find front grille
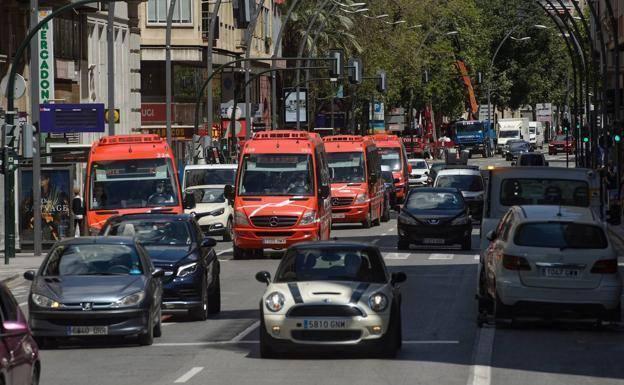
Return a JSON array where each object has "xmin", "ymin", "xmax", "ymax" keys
[
  {"xmin": 331, "ymin": 197, "xmax": 353, "ymax": 207},
  {"xmin": 331, "ymin": 208, "xmax": 350, "ymax": 213},
  {"xmin": 291, "ymin": 330, "xmax": 362, "ymax": 342},
  {"xmin": 287, "ymin": 305, "xmax": 365, "ymax": 318},
  {"xmin": 256, "ymin": 231, "xmax": 294, "ymax": 237},
  {"xmin": 251, "ymin": 216, "xmax": 298, "ymax": 228},
  {"xmin": 47, "ymin": 316, "xmax": 132, "ymax": 327},
  {"xmin": 163, "ymin": 289, "xmax": 200, "ymax": 301}
]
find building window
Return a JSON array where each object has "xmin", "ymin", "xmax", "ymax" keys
[{"xmin": 147, "ymin": 0, "xmax": 192, "ymax": 24}]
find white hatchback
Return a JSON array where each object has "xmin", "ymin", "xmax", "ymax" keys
[
  {"xmin": 407, "ymin": 159, "xmax": 430, "ymax": 187},
  {"xmin": 185, "ymin": 185, "xmax": 233, "ymax": 241},
  {"xmin": 478, "ymin": 205, "xmax": 622, "ymax": 324}
]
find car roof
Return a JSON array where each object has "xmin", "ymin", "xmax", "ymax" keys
[
  {"xmin": 55, "ymin": 236, "xmax": 137, "ymax": 246},
  {"xmin": 184, "ymin": 164, "xmax": 237, "ymax": 170},
  {"xmin": 409, "ymin": 187, "xmax": 460, "ymax": 194},
  {"xmin": 107, "ymin": 213, "xmax": 194, "ymax": 222},
  {"xmin": 289, "ymin": 240, "xmax": 380, "ymax": 251},
  {"xmin": 437, "ymin": 168, "xmax": 481, "ymax": 176},
  {"xmin": 514, "ymin": 205, "xmax": 597, "ymax": 222}
]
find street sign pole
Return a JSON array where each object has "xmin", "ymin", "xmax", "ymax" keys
[
  {"xmin": 30, "ymin": 0, "xmax": 42, "ymax": 256},
  {"xmin": 165, "ymin": 0, "xmax": 176, "ymax": 147},
  {"xmin": 107, "ymin": 3, "xmax": 115, "ymax": 136}
]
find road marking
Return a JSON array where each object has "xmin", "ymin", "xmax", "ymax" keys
[
  {"xmin": 230, "ymin": 320, "xmax": 260, "ymax": 343},
  {"xmin": 174, "ymin": 367, "xmax": 204, "ymax": 383},
  {"xmin": 429, "ymin": 253, "xmax": 454, "ymax": 260},
  {"xmin": 155, "ymin": 339, "xmax": 458, "ymax": 347},
  {"xmin": 474, "ymin": 255, "xmax": 480, "ymax": 260},
  {"xmin": 162, "ymin": 322, "xmax": 177, "ymax": 327},
  {"xmin": 384, "ymin": 252, "xmax": 409, "ymax": 260},
  {"xmin": 217, "ymin": 248, "xmax": 233, "ymax": 256},
  {"xmin": 18, "ymin": 302, "xmax": 27, "ymax": 307},
  {"xmin": 466, "ymin": 327, "xmax": 495, "ymax": 385}
]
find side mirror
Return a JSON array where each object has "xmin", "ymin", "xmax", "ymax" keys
[
  {"xmin": 255, "ymin": 271, "xmax": 271, "ymax": 285},
  {"xmin": 152, "ymin": 268, "xmax": 165, "ymax": 279},
  {"xmin": 485, "ymin": 230, "xmax": 497, "ymax": 241},
  {"xmin": 183, "ymin": 192, "xmax": 196, "ymax": 210},
  {"xmin": 201, "ymin": 237, "xmax": 217, "ymax": 248},
  {"xmin": 2, "ymin": 321, "xmax": 29, "ymax": 336},
  {"xmin": 23, "ymin": 270, "xmax": 35, "ymax": 281},
  {"xmin": 391, "ymin": 272, "xmax": 407, "ymax": 285},
  {"xmin": 224, "ymin": 184, "xmax": 235, "ymax": 201},
  {"xmin": 319, "ymin": 185, "xmax": 331, "ymax": 199}
]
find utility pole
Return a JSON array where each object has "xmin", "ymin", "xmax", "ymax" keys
[
  {"xmin": 244, "ymin": 0, "xmax": 267, "ymax": 141},
  {"xmin": 30, "ymin": 0, "xmax": 42, "ymax": 256},
  {"xmin": 165, "ymin": 0, "xmax": 177, "ymax": 146},
  {"xmin": 205, "ymin": 0, "xmax": 222, "ymax": 163},
  {"xmin": 107, "ymin": 2, "xmax": 115, "ymax": 135}
]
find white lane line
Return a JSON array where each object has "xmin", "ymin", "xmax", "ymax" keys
[
  {"xmin": 466, "ymin": 327, "xmax": 495, "ymax": 385},
  {"xmin": 217, "ymin": 248, "xmax": 233, "ymax": 256},
  {"xmin": 230, "ymin": 320, "xmax": 260, "ymax": 343},
  {"xmin": 162, "ymin": 322, "xmax": 178, "ymax": 327},
  {"xmin": 174, "ymin": 367, "xmax": 204, "ymax": 383},
  {"xmin": 18, "ymin": 302, "xmax": 27, "ymax": 307},
  {"xmin": 155, "ymin": 340, "xmax": 459, "ymax": 347},
  {"xmin": 429, "ymin": 253, "xmax": 454, "ymax": 260},
  {"xmin": 384, "ymin": 252, "xmax": 410, "ymax": 260}
]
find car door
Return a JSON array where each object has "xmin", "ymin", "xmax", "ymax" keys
[
  {"xmin": 193, "ymin": 220, "xmax": 216, "ymax": 287},
  {"xmin": 485, "ymin": 212, "xmax": 514, "ymax": 296},
  {"xmin": 0, "ymin": 285, "xmax": 33, "ymax": 385},
  {"xmin": 137, "ymin": 243, "xmax": 162, "ymax": 319}
]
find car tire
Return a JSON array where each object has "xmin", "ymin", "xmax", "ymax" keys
[
  {"xmin": 223, "ymin": 218, "xmax": 233, "ymax": 242},
  {"xmin": 397, "ymin": 237, "xmax": 410, "ymax": 251},
  {"xmin": 461, "ymin": 235, "xmax": 471, "ymax": 251},
  {"xmin": 208, "ymin": 272, "xmax": 221, "ymax": 314},
  {"xmin": 362, "ymin": 210, "xmax": 372, "ymax": 229},
  {"xmin": 138, "ymin": 317, "xmax": 154, "ymax": 346},
  {"xmin": 493, "ymin": 291, "xmax": 513, "ymax": 326},
  {"xmin": 381, "ymin": 200, "xmax": 390, "ymax": 222},
  {"xmin": 31, "ymin": 363, "xmax": 40, "ymax": 385},
  {"xmin": 153, "ymin": 308, "xmax": 163, "ymax": 338},
  {"xmin": 377, "ymin": 304, "xmax": 401, "ymax": 358},
  {"xmin": 259, "ymin": 311, "xmax": 279, "ymax": 358},
  {"xmin": 190, "ymin": 276, "xmax": 209, "ymax": 321}
]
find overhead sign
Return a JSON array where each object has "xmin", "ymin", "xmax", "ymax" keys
[
  {"xmin": 105, "ymin": 109, "xmax": 120, "ymax": 124},
  {"xmin": 38, "ymin": 8, "xmax": 55, "ymax": 103},
  {"xmin": 39, "ymin": 103, "xmax": 105, "ymax": 133},
  {"xmin": 478, "ymin": 105, "xmax": 494, "ymax": 122},
  {"xmin": 284, "ymin": 88, "xmax": 308, "ymax": 124}
]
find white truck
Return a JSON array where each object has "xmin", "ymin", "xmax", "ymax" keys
[
  {"xmin": 528, "ymin": 121, "xmax": 545, "ymax": 149},
  {"xmin": 496, "ymin": 118, "xmax": 529, "ymax": 154}
]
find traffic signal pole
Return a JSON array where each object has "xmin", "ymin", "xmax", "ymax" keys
[{"xmin": 30, "ymin": 0, "xmax": 42, "ymax": 256}]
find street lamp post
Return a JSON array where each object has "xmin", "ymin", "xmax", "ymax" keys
[
  {"xmin": 165, "ymin": 0, "xmax": 176, "ymax": 146},
  {"xmin": 204, "ymin": 0, "xmax": 223, "ymax": 163},
  {"xmin": 244, "ymin": 0, "xmax": 267, "ymax": 141}
]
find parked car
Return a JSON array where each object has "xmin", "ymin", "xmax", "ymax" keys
[
  {"xmin": 548, "ymin": 134, "xmax": 575, "ymax": 155},
  {"xmin": 255, "ymin": 241, "xmax": 406, "ymax": 358},
  {"xmin": 407, "ymin": 158, "xmax": 430, "ymax": 187},
  {"xmin": 100, "ymin": 214, "xmax": 220, "ymax": 320},
  {"xmin": 433, "ymin": 168, "xmax": 484, "ymax": 221},
  {"xmin": 25, "ymin": 237, "xmax": 164, "ymax": 347},
  {"xmin": 513, "ymin": 153, "xmax": 548, "ymax": 167},
  {"xmin": 397, "ymin": 188, "xmax": 472, "ymax": 250},
  {"xmin": 504, "ymin": 140, "xmax": 532, "ymax": 161},
  {"xmin": 478, "ymin": 205, "xmax": 621, "ymax": 325},
  {"xmin": 0, "ymin": 282, "xmax": 40, "ymax": 384},
  {"xmin": 185, "ymin": 185, "xmax": 234, "ymax": 241}
]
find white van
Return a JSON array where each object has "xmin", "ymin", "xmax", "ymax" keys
[
  {"xmin": 496, "ymin": 118, "xmax": 529, "ymax": 154},
  {"xmin": 528, "ymin": 121, "xmax": 544, "ymax": 149}
]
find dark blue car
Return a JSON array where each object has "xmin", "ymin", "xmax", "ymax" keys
[{"xmin": 101, "ymin": 214, "xmax": 220, "ymax": 321}]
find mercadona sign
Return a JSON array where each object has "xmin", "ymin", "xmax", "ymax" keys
[{"xmin": 38, "ymin": 8, "xmax": 54, "ymax": 103}]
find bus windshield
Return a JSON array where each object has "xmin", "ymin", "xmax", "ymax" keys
[
  {"xmin": 327, "ymin": 152, "xmax": 365, "ymax": 183},
  {"xmin": 90, "ymin": 158, "xmax": 179, "ymax": 210},
  {"xmin": 379, "ymin": 148, "xmax": 401, "ymax": 171},
  {"xmin": 456, "ymin": 122, "xmax": 483, "ymax": 132},
  {"xmin": 238, "ymin": 154, "xmax": 314, "ymax": 196}
]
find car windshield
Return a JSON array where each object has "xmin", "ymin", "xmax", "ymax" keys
[
  {"xmin": 554, "ymin": 135, "xmax": 571, "ymax": 141},
  {"xmin": 500, "ymin": 179, "xmax": 590, "ymax": 206},
  {"xmin": 406, "ymin": 192, "xmax": 464, "ymax": 210},
  {"xmin": 275, "ymin": 248, "xmax": 386, "ymax": 283},
  {"xmin": 187, "ymin": 188, "xmax": 225, "ymax": 204},
  {"xmin": 184, "ymin": 168, "xmax": 236, "ymax": 187},
  {"xmin": 435, "ymin": 175, "xmax": 483, "ymax": 192},
  {"xmin": 379, "ymin": 148, "xmax": 402, "ymax": 171},
  {"xmin": 509, "ymin": 142, "xmax": 529, "ymax": 150},
  {"xmin": 327, "ymin": 152, "xmax": 365, "ymax": 183},
  {"xmin": 42, "ymin": 244, "xmax": 143, "ymax": 276},
  {"xmin": 529, "ymin": 127, "xmax": 536, "ymax": 134},
  {"xmin": 514, "ymin": 222, "xmax": 608, "ymax": 249},
  {"xmin": 519, "ymin": 155, "xmax": 545, "ymax": 166},
  {"xmin": 90, "ymin": 159, "xmax": 179, "ymax": 210},
  {"xmin": 499, "ymin": 130, "xmax": 519, "ymax": 138},
  {"xmin": 103, "ymin": 220, "xmax": 191, "ymax": 246},
  {"xmin": 238, "ymin": 154, "xmax": 314, "ymax": 196},
  {"xmin": 455, "ymin": 122, "xmax": 483, "ymax": 132},
  {"xmin": 409, "ymin": 160, "xmax": 427, "ymax": 169}
]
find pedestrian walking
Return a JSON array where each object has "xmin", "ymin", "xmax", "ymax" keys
[{"xmin": 71, "ymin": 187, "xmax": 84, "ymax": 237}]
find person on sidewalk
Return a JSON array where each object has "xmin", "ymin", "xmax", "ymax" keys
[{"xmin": 71, "ymin": 188, "xmax": 84, "ymax": 237}]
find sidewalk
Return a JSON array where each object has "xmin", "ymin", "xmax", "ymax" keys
[{"xmin": 0, "ymin": 253, "xmax": 45, "ymax": 284}]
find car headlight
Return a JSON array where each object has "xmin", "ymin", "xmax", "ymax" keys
[
  {"xmin": 234, "ymin": 210, "xmax": 250, "ymax": 226},
  {"xmin": 451, "ymin": 215, "xmax": 471, "ymax": 225},
  {"xmin": 31, "ymin": 293, "xmax": 61, "ymax": 309},
  {"xmin": 209, "ymin": 208, "xmax": 225, "ymax": 216},
  {"xmin": 176, "ymin": 262, "xmax": 198, "ymax": 277},
  {"xmin": 299, "ymin": 210, "xmax": 317, "ymax": 225},
  {"xmin": 112, "ymin": 291, "xmax": 145, "ymax": 308},
  {"xmin": 398, "ymin": 212, "xmax": 418, "ymax": 225},
  {"xmin": 354, "ymin": 193, "xmax": 368, "ymax": 204},
  {"xmin": 368, "ymin": 293, "xmax": 389, "ymax": 312},
  {"xmin": 265, "ymin": 291, "xmax": 285, "ymax": 312}
]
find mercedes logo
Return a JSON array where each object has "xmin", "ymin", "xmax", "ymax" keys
[
  {"xmin": 269, "ymin": 216, "xmax": 279, "ymax": 227},
  {"xmin": 331, "ymin": 198, "xmax": 340, "ymax": 206},
  {"xmin": 81, "ymin": 302, "xmax": 93, "ymax": 311},
  {"xmin": 427, "ymin": 219, "xmax": 440, "ymax": 225}
]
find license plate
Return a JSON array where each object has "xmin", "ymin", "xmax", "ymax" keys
[
  {"xmin": 67, "ymin": 326, "xmax": 108, "ymax": 336},
  {"xmin": 332, "ymin": 213, "xmax": 346, "ymax": 219},
  {"xmin": 423, "ymin": 238, "xmax": 445, "ymax": 244},
  {"xmin": 262, "ymin": 238, "xmax": 286, "ymax": 245},
  {"xmin": 541, "ymin": 268, "xmax": 580, "ymax": 278},
  {"xmin": 303, "ymin": 320, "xmax": 347, "ymax": 329}
]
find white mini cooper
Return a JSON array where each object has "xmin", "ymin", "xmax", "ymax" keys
[{"xmin": 255, "ymin": 241, "xmax": 406, "ymax": 358}]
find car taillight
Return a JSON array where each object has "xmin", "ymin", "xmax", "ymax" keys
[
  {"xmin": 590, "ymin": 259, "xmax": 618, "ymax": 274},
  {"xmin": 502, "ymin": 254, "xmax": 531, "ymax": 271}
]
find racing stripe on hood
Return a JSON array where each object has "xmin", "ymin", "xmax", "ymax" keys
[
  {"xmin": 288, "ymin": 283, "xmax": 304, "ymax": 304},
  {"xmin": 349, "ymin": 283, "xmax": 370, "ymax": 304}
]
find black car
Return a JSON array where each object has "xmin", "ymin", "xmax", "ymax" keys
[
  {"xmin": 504, "ymin": 140, "xmax": 532, "ymax": 161},
  {"xmin": 24, "ymin": 237, "xmax": 163, "ymax": 347},
  {"xmin": 101, "ymin": 214, "xmax": 220, "ymax": 321},
  {"xmin": 397, "ymin": 188, "xmax": 472, "ymax": 250},
  {"xmin": 382, "ymin": 170, "xmax": 398, "ymax": 213},
  {"xmin": 513, "ymin": 152, "xmax": 548, "ymax": 166}
]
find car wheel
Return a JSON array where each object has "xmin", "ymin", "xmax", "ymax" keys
[
  {"xmin": 377, "ymin": 304, "xmax": 401, "ymax": 358},
  {"xmin": 208, "ymin": 271, "xmax": 221, "ymax": 314},
  {"xmin": 138, "ymin": 316, "xmax": 154, "ymax": 346},
  {"xmin": 461, "ymin": 235, "xmax": 471, "ymax": 250},
  {"xmin": 153, "ymin": 308, "xmax": 163, "ymax": 338},
  {"xmin": 31, "ymin": 364, "xmax": 40, "ymax": 385},
  {"xmin": 223, "ymin": 217, "xmax": 233, "ymax": 242},
  {"xmin": 493, "ymin": 291, "xmax": 513, "ymax": 327},
  {"xmin": 397, "ymin": 236, "xmax": 410, "ymax": 251},
  {"xmin": 362, "ymin": 210, "xmax": 372, "ymax": 228},
  {"xmin": 259, "ymin": 311, "xmax": 278, "ymax": 358},
  {"xmin": 381, "ymin": 200, "xmax": 390, "ymax": 222},
  {"xmin": 190, "ymin": 277, "xmax": 209, "ymax": 321}
]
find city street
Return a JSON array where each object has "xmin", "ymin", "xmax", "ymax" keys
[{"xmin": 5, "ymin": 153, "xmax": 624, "ymax": 385}]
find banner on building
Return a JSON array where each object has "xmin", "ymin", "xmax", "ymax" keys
[
  {"xmin": 284, "ymin": 88, "xmax": 308, "ymax": 124},
  {"xmin": 39, "ymin": 8, "xmax": 55, "ymax": 103}
]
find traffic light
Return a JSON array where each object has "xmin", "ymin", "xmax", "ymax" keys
[
  {"xmin": 4, "ymin": 124, "xmax": 17, "ymax": 149},
  {"xmin": 376, "ymin": 70, "xmax": 387, "ymax": 94},
  {"xmin": 328, "ymin": 50, "xmax": 344, "ymax": 78},
  {"xmin": 615, "ymin": 134, "xmax": 622, "ymax": 143},
  {"xmin": 348, "ymin": 58, "xmax": 362, "ymax": 85},
  {"xmin": 583, "ymin": 136, "xmax": 589, "ymax": 143}
]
